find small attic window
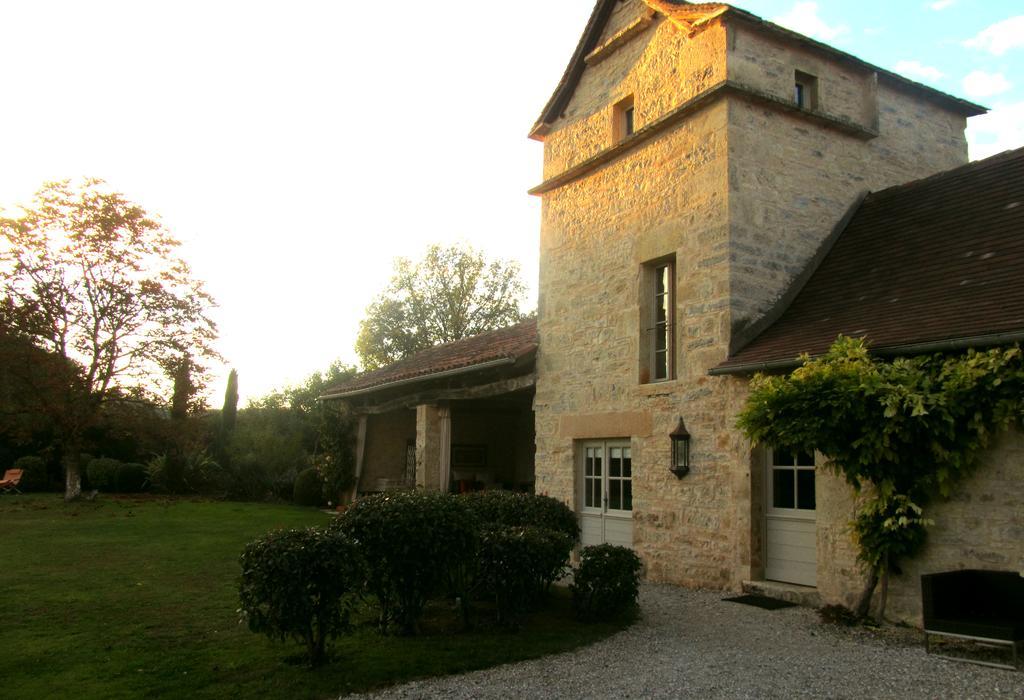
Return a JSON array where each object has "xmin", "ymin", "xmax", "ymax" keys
[
  {"xmin": 794, "ymin": 71, "xmax": 819, "ymax": 110},
  {"xmin": 613, "ymin": 95, "xmax": 635, "ymax": 143}
]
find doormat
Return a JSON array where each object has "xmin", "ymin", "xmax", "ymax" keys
[{"xmin": 722, "ymin": 594, "xmax": 798, "ymax": 610}]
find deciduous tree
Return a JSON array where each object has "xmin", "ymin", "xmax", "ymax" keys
[
  {"xmin": 0, "ymin": 178, "xmax": 218, "ymax": 500},
  {"xmin": 355, "ymin": 243, "xmax": 528, "ymax": 370}
]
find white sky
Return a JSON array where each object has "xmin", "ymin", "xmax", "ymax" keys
[{"xmin": 2, "ymin": 1, "xmax": 1021, "ymax": 404}]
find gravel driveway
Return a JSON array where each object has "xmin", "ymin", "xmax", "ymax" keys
[{"xmin": 349, "ymin": 584, "xmax": 1024, "ymax": 699}]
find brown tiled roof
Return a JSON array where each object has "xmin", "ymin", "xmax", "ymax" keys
[
  {"xmin": 321, "ymin": 319, "xmax": 538, "ymax": 398},
  {"xmin": 716, "ymin": 147, "xmax": 1024, "ymax": 372},
  {"xmin": 529, "ymin": 1, "xmax": 984, "ymax": 139}
]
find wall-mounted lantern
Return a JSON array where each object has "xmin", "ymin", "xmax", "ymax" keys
[{"xmin": 670, "ymin": 416, "xmax": 691, "ymax": 479}]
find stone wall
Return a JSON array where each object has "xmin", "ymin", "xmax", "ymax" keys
[
  {"xmin": 361, "ymin": 408, "xmax": 415, "ymax": 490},
  {"xmin": 728, "ymin": 24, "xmax": 878, "ymax": 130},
  {"xmin": 887, "ymin": 428, "xmax": 1024, "ymax": 623},
  {"xmin": 536, "ymin": 80, "xmax": 737, "ymax": 586},
  {"xmin": 543, "ymin": 7, "xmax": 727, "ymax": 180},
  {"xmin": 597, "ymin": 0, "xmax": 649, "ymax": 47},
  {"xmin": 726, "ymin": 25, "xmax": 969, "ymax": 328}
]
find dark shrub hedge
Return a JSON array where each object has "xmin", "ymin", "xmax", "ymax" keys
[
  {"xmin": 476, "ymin": 525, "xmax": 573, "ymax": 627},
  {"xmin": 571, "ymin": 544, "xmax": 642, "ymax": 622},
  {"xmin": 332, "ymin": 491, "xmax": 476, "ymax": 634},
  {"xmin": 12, "ymin": 455, "xmax": 51, "ymax": 491},
  {"xmin": 292, "ymin": 467, "xmax": 323, "ymax": 507},
  {"xmin": 460, "ymin": 491, "xmax": 580, "ymax": 543},
  {"xmin": 239, "ymin": 527, "xmax": 363, "ymax": 666},
  {"xmin": 118, "ymin": 462, "xmax": 147, "ymax": 492},
  {"xmin": 86, "ymin": 458, "xmax": 121, "ymax": 491},
  {"xmin": 86, "ymin": 457, "xmax": 147, "ymax": 493}
]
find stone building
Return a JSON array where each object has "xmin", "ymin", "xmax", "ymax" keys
[
  {"xmin": 527, "ymin": 0, "xmax": 1020, "ymax": 624},
  {"xmin": 323, "ymin": 0, "xmax": 1023, "ymax": 625}
]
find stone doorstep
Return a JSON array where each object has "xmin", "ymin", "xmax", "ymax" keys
[{"xmin": 741, "ymin": 579, "xmax": 822, "ymax": 608}]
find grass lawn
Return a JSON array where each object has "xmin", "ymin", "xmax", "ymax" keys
[{"xmin": 0, "ymin": 494, "xmax": 629, "ymax": 699}]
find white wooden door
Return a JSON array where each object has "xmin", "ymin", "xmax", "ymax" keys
[
  {"xmin": 765, "ymin": 448, "xmax": 817, "ymax": 586},
  {"xmin": 580, "ymin": 441, "xmax": 633, "ymax": 548}
]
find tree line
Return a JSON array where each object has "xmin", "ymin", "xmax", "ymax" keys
[{"xmin": 2, "ymin": 179, "xmax": 529, "ymax": 502}]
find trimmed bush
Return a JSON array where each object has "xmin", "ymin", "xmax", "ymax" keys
[
  {"xmin": 460, "ymin": 491, "xmax": 580, "ymax": 543},
  {"xmin": 86, "ymin": 457, "xmax": 147, "ymax": 493},
  {"xmin": 477, "ymin": 525, "xmax": 573, "ymax": 627},
  {"xmin": 86, "ymin": 457, "xmax": 122, "ymax": 492},
  {"xmin": 293, "ymin": 467, "xmax": 323, "ymax": 507},
  {"xmin": 332, "ymin": 491, "xmax": 476, "ymax": 634},
  {"xmin": 571, "ymin": 544, "xmax": 642, "ymax": 622},
  {"xmin": 238, "ymin": 527, "xmax": 363, "ymax": 666},
  {"xmin": 12, "ymin": 455, "xmax": 51, "ymax": 492}
]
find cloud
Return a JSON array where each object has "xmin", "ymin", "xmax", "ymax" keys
[
  {"xmin": 963, "ymin": 16, "xmax": 1024, "ymax": 55},
  {"xmin": 962, "ymin": 70, "xmax": 1012, "ymax": 98},
  {"xmin": 930, "ymin": 0, "xmax": 955, "ymax": 10},
  {"xmin": 773, "ymin": 2, "xmax": 848, "ymax": 42},
  {"xmin": 966, "ymin": 101, "xmax": 1024, "ymax": 160},
  {"xmin": 893, "ymin": 60, "xmax": 944, "ymax": 82}
]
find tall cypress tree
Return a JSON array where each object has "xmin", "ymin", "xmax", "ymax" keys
[{"xmin": 222, "ymin": 369, "xmax": 239, "ymax": 435}]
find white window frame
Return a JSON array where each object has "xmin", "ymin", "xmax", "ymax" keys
[
  {"xmin": 766, "ymin": 447, "xmax": 817, "ymax": 520},
  {"xmin": 580, "ymin": 440, "xmax": 633, "ymax": 517},
  {"xmin": 646, "ymin": 260, "xmax": 674, "ymax": 383}
]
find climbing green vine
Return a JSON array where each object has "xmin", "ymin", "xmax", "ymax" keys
[{"xmin": 737, "ymin": 336, "xmax": 1024, "ymax": 619}]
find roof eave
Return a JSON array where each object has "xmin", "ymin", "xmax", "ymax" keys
[
  {"xmin": 319, "ymin": 357, "xmax": 519, "ymax": 401},
  {"xmin": 710, "ymin": 330, "xmax": 1024, "ymax": 376}
]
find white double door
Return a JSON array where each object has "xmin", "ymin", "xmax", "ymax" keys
[
  {"xmin": 579, "ymin": 440, "xmax": 633, "ymax": 548},
  {"xmin": 765, "ymin": 448, "xmax": 817, "ymax": 586}
]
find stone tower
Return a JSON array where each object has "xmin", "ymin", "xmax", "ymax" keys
[{"xmin": 529, "ymin": 0, "xmax": 983, "ymax": 592}]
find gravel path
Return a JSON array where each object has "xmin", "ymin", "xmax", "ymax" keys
[{"xmin": 349, "ymin": 584, "xmax": 1024, "ymax": 699}]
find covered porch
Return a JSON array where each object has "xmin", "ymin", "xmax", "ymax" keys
[{"xmin": 319, "ymin": 320, "xmax": 538, "ymax": 498}]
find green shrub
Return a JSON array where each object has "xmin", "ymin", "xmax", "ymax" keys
[
  {"xmin": 571, "ymin": 544, "xmax": 642, "ymax": 622},
  {"xmin": 476, "ymin": 525, "xmax": 573, "ymax": 628},
  {"xmin": 220, "ymin": 455, "xmax": 273, "ymax": 501},
  {"xmin": 293, "ymin": 467, "xmax": 323, "ymax": 507},
  {"xmin": 118, "ymin": 462, "xmax": 147, "ymax": 492},
  {"xmin": 12, "ymin": 455, "xmax": 51, "ymax": 492},
  {"xmin": 460, "ymin": 491, "xmax": 580, "ymax": 543},
  {"xmin": 147, "ymin": 451, "xmax": 226, "ymax": 494},
  {"xmin": 238, "ymin": 527, "xmax": 363, "ymax": 666},
  {"xmin": 145, "ymin": 454, "xmax": 167, "ymax": 491},
  {"xmin": 86, "ymin": 457, "xmax": 122, "ymax": 491},
  {"xmin": 225, "ymin": 407, "xmax": 309, "ymax": 500},
  {"xmin": 86, "ymin": 458, "xmax": 147, "ymax": 493},
  {"xmin": 332, "ymin": 491, "xmax": 476, "ymax": 634}
]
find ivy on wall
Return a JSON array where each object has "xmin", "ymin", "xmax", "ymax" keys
[{"xmin": 737, "ymin": 336, "xmax": 1024, "ymax": 619}]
